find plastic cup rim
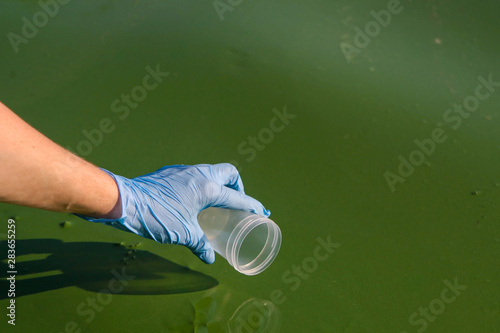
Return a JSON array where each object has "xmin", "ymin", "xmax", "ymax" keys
[{"xmin": 226, "ymin": 215, "xmax": 282, "ymax": 276}]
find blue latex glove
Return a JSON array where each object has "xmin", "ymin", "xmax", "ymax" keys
[{"xmin": 76, "ymin": 163, "xmax": 270, "ymax": 264}]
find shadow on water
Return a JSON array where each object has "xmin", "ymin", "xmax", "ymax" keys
[{"xmin": 0, "ymin": 238, "xmax": 218, "ymax": 299}]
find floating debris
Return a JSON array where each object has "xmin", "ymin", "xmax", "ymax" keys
[
  {"xmin": 113, "ymin": 242, "xmax": 125, "ymax": 247},
  {"xmin": 471, "ymin": 190, "xmax": 481, "ymax": 196},
  {"xmin": 59, "ymin": 221, "xmax": 72, "ymax": 228}
]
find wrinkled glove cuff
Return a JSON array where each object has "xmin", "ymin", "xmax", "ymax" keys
[
  {"xmin": 73, "ymin": 168, "xmax": 130, "ymax": 231},
  {"xmin": 74, "ymin": 168, "xmax": 174, "ymax": 243}
]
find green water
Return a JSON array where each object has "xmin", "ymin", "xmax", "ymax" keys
[{"xmin": 1, "ymin": 0, "xmax": 500, "ymax": 332}]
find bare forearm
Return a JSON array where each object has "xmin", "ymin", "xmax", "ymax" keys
[{"xmin": 0, "ymin": 102, "xmax": 120, "ymax": 218}]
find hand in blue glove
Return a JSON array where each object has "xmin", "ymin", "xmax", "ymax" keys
[{"xmin": 76, "ymin": 163, "xmax": 270, "ymax": 264}]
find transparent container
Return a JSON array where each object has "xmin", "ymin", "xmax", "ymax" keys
[{"xmin": 198, "ymin": 208, "xmax": 282, "ymax": 276}]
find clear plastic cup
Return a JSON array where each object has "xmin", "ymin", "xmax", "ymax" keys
[{"xmin": 198, "ymin": 207, "xmax": 282, "ymax": 276}]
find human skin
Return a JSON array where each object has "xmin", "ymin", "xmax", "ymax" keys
[{"xmin": 0, "ymin": 101, "xmax": 121, "ymax": 219}]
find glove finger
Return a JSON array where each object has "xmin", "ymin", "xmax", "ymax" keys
[
  {"xmin": 157, "ymin": 164, "xmax": 189, "ymax": 173},
  {"xmin": 190, "ymin": 232, "xmax": 216, "ymax": 264},
  {"xmin": 211, "ymin": 163, "xmax": 245, "ymax": 193},
  {"xmin": 210, "ymin": 186, "xmax": 270, "ymax": 217},
  {"xmin": 137, "ymin": 164, "xmax": 189, "ymax": 180}
]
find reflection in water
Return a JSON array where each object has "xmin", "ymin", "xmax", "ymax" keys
[
  {"xmin": 228, "ymin": 298, "xmax": 281, "ymax": 333},
  {"xmin": 185, "ymin": 284, "xmax": 281, "ymax": 333}
]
